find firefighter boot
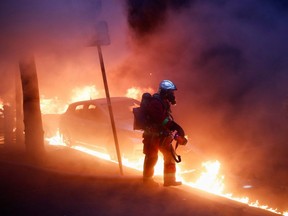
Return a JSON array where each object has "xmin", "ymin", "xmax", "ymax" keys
[
  {"xmin": 143, "ymin": 177, "xmax": 160, "ymax": 187},
  {"xmin": 163, "ymin": 173, "xmax": 182, "ymax": 187},
  {"xmin": 163, "ymin": 162, "xmax": 182, "ymax": 186}
]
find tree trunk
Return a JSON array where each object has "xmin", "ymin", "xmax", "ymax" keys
[
  {"xmin": 19, "ymin": 56, "xmax": 45, "ymax": 162},
  {"xmin": 15, "ymin": 69, "xmax": 24, "ymax": 147}
]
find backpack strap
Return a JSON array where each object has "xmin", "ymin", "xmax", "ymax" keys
[
  {"xmin": 152, "ymin": 93, "xmax": 174, "ymax": 123},
  {"xmin": 170, "ymin": 140, "xmax": 181, "ymax": 163}
]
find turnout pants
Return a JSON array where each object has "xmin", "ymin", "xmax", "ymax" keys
[{"xmin": 142, "ymin": 134, "xmax": 176, "ymax": 183}]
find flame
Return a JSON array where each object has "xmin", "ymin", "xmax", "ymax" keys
[
  {"xmin": 45, "ymin": 130, "xmax": 66, "ymax": 146},
  {"xmin": 40, "ymin": 96, "xmax": 67, "ymax": 114},
  {"xmin": 187, "ymin": 160, "xmax": 224, "ymax": 194},
  {"xmin": 40, "ymin": 85, "xmax": 105, "ymax": 114},
  {"xmin": 41, "ymin": 85, "xmax": 151, "ymax": 114},
  {"xmin": 70, "ymin": 85, "xmax": 103, "ymax": 102},
  {"xmin": 71, "ymin": 145, "xmax": 111, "ymax": 161},
  {"xmin": 0, "ymin": 99, "xmax": 10, "ymax": 110},
  {"xmin": 125, "ymin": 87, "xmax": 154, "ymax": 100},
  {"xmin": 45, "ymin": 131, "xmax": 287, "ymax": 215},
  {"xmin": 0, "ymin": 99, "xmax": 3, "ymax": 110},
  {"xmin": 41, "ymin": 86, "xmax": 287, "ymax": 215}
]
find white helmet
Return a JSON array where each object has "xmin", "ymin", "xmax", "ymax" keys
[
  {"xmin": 158, "ymin": 80, "xmax": 177, "ymax": 105},
  {"xmin": 159, "ymin": 80, "xmax": 177, "ymax": 91}
]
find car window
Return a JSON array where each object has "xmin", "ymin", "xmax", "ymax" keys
[
  {"xmin": 87, "ymin": 104, "xmax": 106, "ymax": 121},
  {"xmin": 74, "ymin": 104, "xmax": 85, "ymax": 118}
]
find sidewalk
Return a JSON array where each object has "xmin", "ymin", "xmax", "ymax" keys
[{"xmin": 0, "ymin": 145, "xmax": 279, "ymax": 216}]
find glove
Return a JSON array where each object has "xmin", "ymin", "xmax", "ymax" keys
[
  {"xmin": 170, "ymin": 121, "xmax": 185, "ymax": 137},
  {"xmin": 174, "ymin": 134, "xmax": 188, "ymax": 145}
]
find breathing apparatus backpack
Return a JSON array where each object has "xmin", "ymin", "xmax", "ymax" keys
[{"xmin": 133, "ymin": 93, "xmax": 152, "ymax": 130}]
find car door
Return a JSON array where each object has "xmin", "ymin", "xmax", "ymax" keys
[
  {"xmin": 79, "ymin": 103, "xmax": 111, "ymax": 150},
  {"xmin": 66, "ymin": 103, "xmax": 88, "ymax": 143}
]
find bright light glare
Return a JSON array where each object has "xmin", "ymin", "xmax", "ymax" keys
[{"xmin": 46, "ymin": 130, "xmax": 287, "ymax": 215}]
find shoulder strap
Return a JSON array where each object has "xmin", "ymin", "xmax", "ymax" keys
[
  {"xmin": 153, "ymin": 93, "xmax": 171, "ymax": 111},
  {"xmin": 153, "ymin": 93, "xmax": 174, "ymax": 121}
]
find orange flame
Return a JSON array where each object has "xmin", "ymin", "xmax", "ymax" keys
[
  {"xmin": 125, "ymin": 87, "xmax": 154, "ymax": 100},
  {"xmin": 188, "ymin": 160, "xmax": 224, "ymax": 194},
  {"xmin": 45, "ymin": 130, "xmax": 287, "ymax": 215},
  {"xmin": 42, "ymin": 86, "xmax": 287, "ymax": 215},
  {"xmin": 40, "ymin": 85, "xmax": 105, "ymax": 114},
  {"xmin": 0, "ymin": 99, "xmax": 3, "ymax": 110},
  {"xmin": 40, "ymin": 96, "xmax": 67, "ymax": 114},
  {"xmin": 70, "ymin": 85, "xmax": 103, "ymax": 102}
]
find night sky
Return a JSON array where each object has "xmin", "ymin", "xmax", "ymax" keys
[{"xmin": 0, "ymin": 0, "xmax": 288, "ymax": 190}]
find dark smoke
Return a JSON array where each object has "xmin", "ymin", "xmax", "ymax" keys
[
  {"xmin": 122, "ymin": 0, "xmax": 288, "ymax": 184},
  {"xmin": 126, "ymin": 0, "xmax": 192, "ymax": 37},
  {"xmin": 0, "ymin": 0, "xmax": 287, "ymax": 188}
]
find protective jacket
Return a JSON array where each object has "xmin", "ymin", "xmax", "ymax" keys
[
  {"xmin": 144, "ymin": 94, "xmax": 185, "ymax": 137},
  {"xmin": 145, "ymin": 94, "xmax": 172, "ymax": 132}
]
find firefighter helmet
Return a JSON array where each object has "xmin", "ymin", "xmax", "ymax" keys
[
  {"xmin": 159, "ymin": 80, "xmax": 177, "ymax": 91},
  {"xmin": 158, "ymin": 80, "xmax": 177, "ymax": 105}
]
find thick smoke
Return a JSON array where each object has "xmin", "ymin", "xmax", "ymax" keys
[
  {"xmin": 126, "ymin": 0, "xmax": 192, "ymax": 37},
  {"xmin": 122, "ymin": 0, "xmax": 288, "ymax": 182},
  {"xmin": 0, "ymin": 0, "xmax": 122, "ymax": 102},
  {"xmin": 0, "ymin": 0, "xmax": 287, "ymax": 186}
]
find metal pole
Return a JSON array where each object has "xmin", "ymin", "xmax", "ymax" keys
[{"xmin": 97, "ymin": 44, "xmax": 123, "ymax": 175}]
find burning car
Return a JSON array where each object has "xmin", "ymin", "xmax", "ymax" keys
[{"xmin": 59, "ymin": 97, "xmax": 143, "ymax": 160}]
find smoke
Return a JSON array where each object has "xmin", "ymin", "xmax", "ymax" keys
[
  {"xmin": 121, "ymin": 0, "xmax": 288, "ymax": 180},
  {"xmin": 1, "ymin": 0, "xmax": 288, "ymax": 183},
  {"xmin": 0, "ymin": 0, "xmax": 102, "ymax": 53},
  {"xmin": 0, "ymin": 0, "xmax": 127, "ymax": 102},
  {"xmin": 126, "ymin": 0, "xmax": 192, "ymax": 37}
]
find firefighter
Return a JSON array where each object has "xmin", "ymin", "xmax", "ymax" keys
[{"xmin": 142, "ymin": 80, "xmax": 187, "ymax": 186}]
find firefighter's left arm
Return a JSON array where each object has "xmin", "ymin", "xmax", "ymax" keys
[
  {"xmin": 170, "ymin": 121, "xmax": 188, "ymax": 145},
  {"xmin": 170, "ymin": 121, "xmax": 185, "ymax": 136}
]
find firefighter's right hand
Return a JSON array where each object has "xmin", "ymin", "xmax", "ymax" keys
[{"xmin": 175, "ymin": 135, "xmax": 188, "ymax": 145}]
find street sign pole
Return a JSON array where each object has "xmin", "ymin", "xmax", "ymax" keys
[
  {"xmin": 96, "ymin": 44, "xmax": 123, "ymax": 175},
  {"xmin": 94, "ymin": 21, "xmax": 123, "ymax": 175}
]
